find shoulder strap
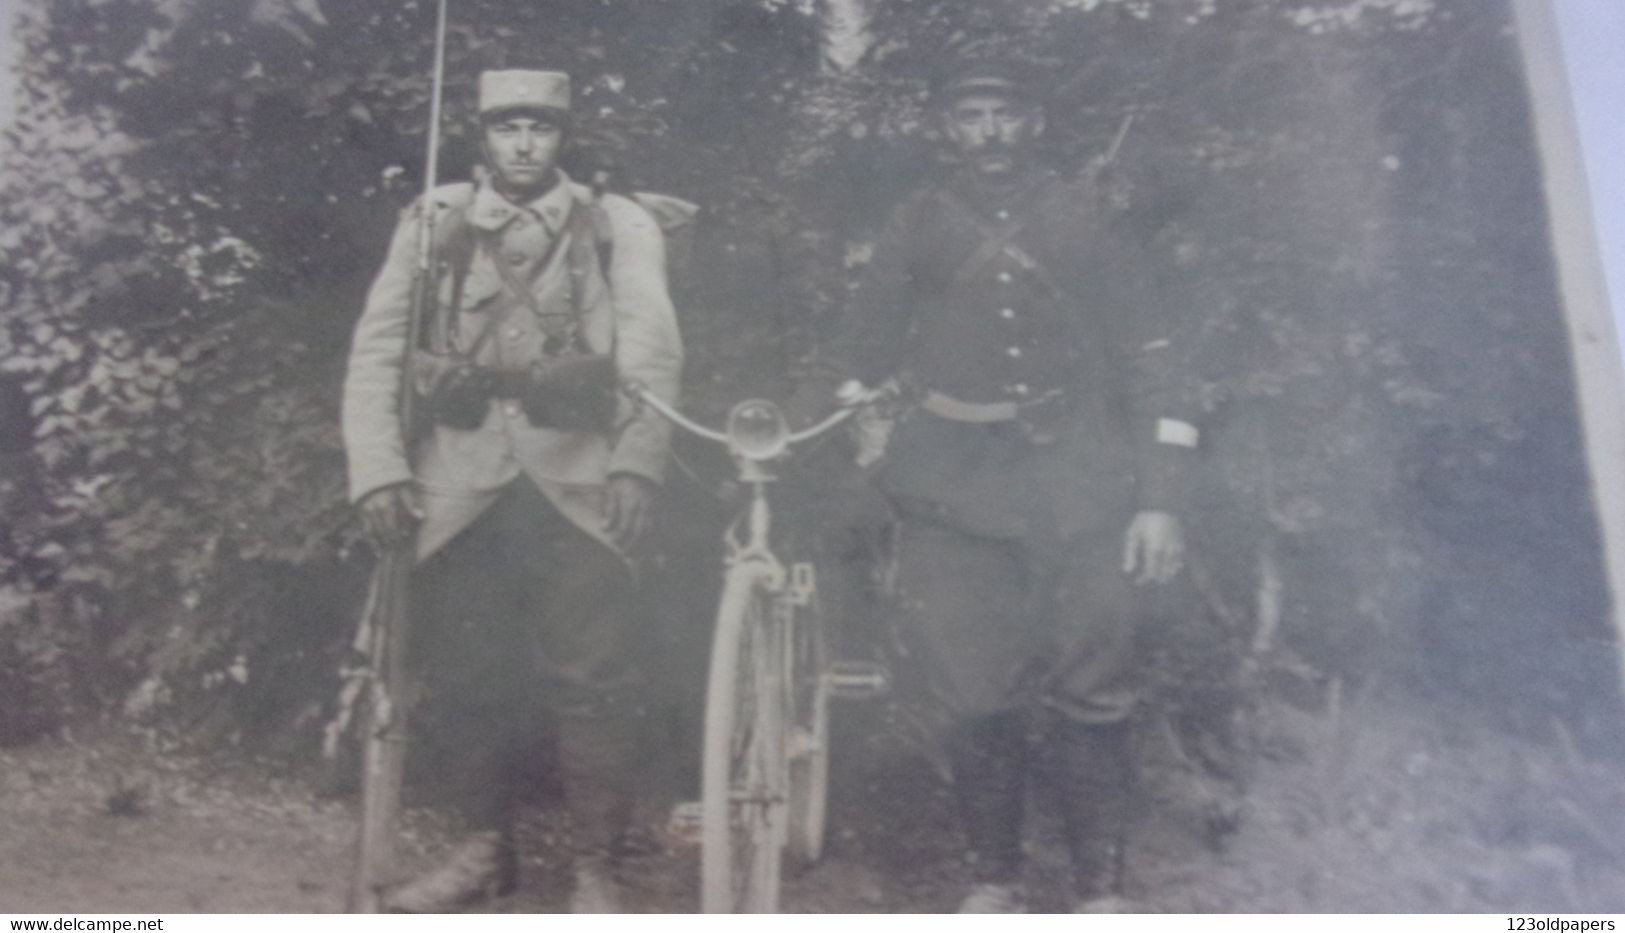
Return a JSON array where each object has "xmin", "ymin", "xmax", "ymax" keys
[
  {"xmin": 481, "ymin": 221, "xmax": 575, "ymax": 333},
  {"xmin": 934, "ymin": 185, "xmax": 1068, "ymax": 300},
  {"xmin": 588, "ymin": 199, "xmax": 616, "ymax": 280},
  {"xmin": 468, "ymin": 199, "xmax": 611, "ymax": 355}
]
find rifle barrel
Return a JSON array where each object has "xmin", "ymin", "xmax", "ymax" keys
[{"xmin": 416, "ymin": 0, "xmax": 450, "ymax": 275}]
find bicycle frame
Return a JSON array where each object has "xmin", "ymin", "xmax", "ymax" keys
[{"xmin": 624, "ymin": 382, "xmax": 863, "ymax": 912}]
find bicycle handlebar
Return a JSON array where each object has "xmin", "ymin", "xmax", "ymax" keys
[
  {"xmin": 627, "ymin": 384, "xmax": 731, "ymax": 445},
  {"xmin": 622, "ymin": 381, "xmax": 883, "ymax": 456},
  {"xmin": 787, "ymin": 406, "xmax": 855, "ymax": 445}
]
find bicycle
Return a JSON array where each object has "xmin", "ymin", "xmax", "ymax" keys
[{"xmin": 624, "ymin": 382, "xmax": 891, "ymax": 913}]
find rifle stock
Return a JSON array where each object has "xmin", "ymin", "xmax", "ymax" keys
[
  {"xmin": 348, "ymin": 543, "xmax": 414, "ymax": 912},
  {"xmin": 348, "ymin": 0, "xmax": 449, "ymax": 913}
]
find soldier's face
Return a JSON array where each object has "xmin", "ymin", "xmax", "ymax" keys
[
  {"xmin": 482, "ymin": 113, "xmax": 565, "ymax": 193},
  {"xmin": 942, "ymin": 93, "xmax": 1044, "ymax": 176}
]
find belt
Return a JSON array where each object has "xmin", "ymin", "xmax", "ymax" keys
[{"xmin": 920, "ymin": 389, "xmax": 1063, "ymax": 423}]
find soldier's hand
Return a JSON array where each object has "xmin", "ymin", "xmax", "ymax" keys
[
  {"xmin": 1122, "ymin": 510, "xmax": 1184, "ymax": 585},
  {"xmin": 358, "ymin": 483, "xmax": 424, "ymax": 549},
  {"xmin": 603, "ymin": 472, "xmax": 656, "ymax": 552},
  {"xmin": 835, "ymin": 379, "xmax": 874, "ymax": 407}
]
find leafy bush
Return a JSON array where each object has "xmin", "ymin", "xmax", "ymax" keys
[{"xmin": 0, "ymin": 0, "xmax": 1616, "ymax": 749}]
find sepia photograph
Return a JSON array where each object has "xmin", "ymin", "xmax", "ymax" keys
[{"xmin": 0, "ymin": 0, "xmax": 1622, "ymax": 915}]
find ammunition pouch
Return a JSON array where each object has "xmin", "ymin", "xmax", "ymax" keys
[
  {"xmin": 424, "ymin": 358, "xmax": 497, "ymax": 431},
  {"xmin": 408, "ymin": 351, "xmax": 468, "ymax": 436},
  {"xmin": 414, "ymin": 351, "xmax": 615, "ymax": 433},
  {"xmin": 520, "ymin": 352, "xmax": 617, "ymax": 433}
]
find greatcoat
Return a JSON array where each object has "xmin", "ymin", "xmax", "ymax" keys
[
  {"xmin": 824, "ymin": 165, "xmax": 1201, "ymax": 722},
  {"xmin": 831, "ymin": 166, "xmax": 1197, "ymax": 547},
  {"xmin": 342, "ymin": 171, "xmax": 683, "ymax": 560}
]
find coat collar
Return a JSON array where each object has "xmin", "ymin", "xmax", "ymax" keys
[
  {"xmin": 944, "ymin": 164, "xmax": 1059, "ymax": 220},
  {"xmin": 468, "ymin": 169, "xmax": 583, "ymax": 234}
]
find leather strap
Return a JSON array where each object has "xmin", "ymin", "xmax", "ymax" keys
[
  {"xmin": 480, "ymin": 215, "xmax": 577, "ymax": 341},
  {"xmin": 934, "ymin": 185, "xmax": 1072, "ymax": 302},
  {"xmin": 471, "ymin": 196, "xmax": 618, "ymax": 359}
]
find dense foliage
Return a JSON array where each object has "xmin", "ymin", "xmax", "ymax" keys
[{"xmin": 0, "ymin": 0, "xmax": 1618, "ymax": 751}]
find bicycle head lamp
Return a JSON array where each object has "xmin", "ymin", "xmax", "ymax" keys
[{"xmin": 727, "ymin": 399, "xmax": 789, "ymax": 461}]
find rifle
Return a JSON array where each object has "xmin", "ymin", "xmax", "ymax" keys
[{"xmin": 347, "ymin": 0, "xmax": 451, "ymax": 912}]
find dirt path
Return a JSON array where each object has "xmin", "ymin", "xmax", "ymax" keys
[
  {"xmin": 3, "ymin": 692, "xmax": 1623, "ymax": 914},
  {"xmin": 0, "ymin": 733, "xmax": 349, "ymax": 912}
]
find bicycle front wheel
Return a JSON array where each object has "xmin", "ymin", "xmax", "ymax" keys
[{"xmin": 700, "ymin": 562, "xmax": 788, "ymax": 913}]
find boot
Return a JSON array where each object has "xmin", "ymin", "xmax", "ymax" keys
[
  {"xmin": 1040, "ymin": 718, "xmax": 1133, "ymax": 906},
  {"xmin": 946, "ymin": 711, "xmax": 1028, "ymax": 904},
  {"xmin": 556, "ymin": 690, "xmax": 640, "ymax": 860},
  {"xmin": 569, "ymin": 856, "xmax": 626, "ymax": 913},
  {"xmin": 384, "ymin": 830, "xmax": 517, "ymax": 913}
]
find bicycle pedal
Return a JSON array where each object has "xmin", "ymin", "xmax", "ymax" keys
[{"xmin": 826, "ymin": 661, "xmax": 891, "ymax": 700}]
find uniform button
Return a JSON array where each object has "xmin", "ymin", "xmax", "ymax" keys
[
  {"xmin": 506, "ymin": 253, "xmax": 527, "ymax": 266},
  {"xmin": 998, "ymin": 307, "xmax": 1016, "ymax": 319},
  {"xmin": 506, "ymin": 327, "xmax": 524, "ymax": 339},
  {"xmin": 504, "ymin": 401, "xmax": 521, "ymax": 417},
  {"xmin": 995, "ymin": 209, "xmax": 1010, "ymax": 221},
  {"xmin": 1006, "ymin": 346, "xmax": 1022, "ymax": 358},
  {"xmin": 997, "ymin": 272, "xmax": 1013, "ymax": 283},
  {"xmin": 1011, "ymin": 383, "xmax": 1030, "ymax": 396}
]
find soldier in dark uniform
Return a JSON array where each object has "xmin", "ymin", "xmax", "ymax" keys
[{"xmin": 807, "ymin": 49, "xmax": 1200, "ymax": 911}]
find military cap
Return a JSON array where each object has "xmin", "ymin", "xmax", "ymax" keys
[
  {"xmin": 478, "ymin": 69, "xmax": 571, "ymax": 117},
  {"xmin": 932, "ymin": 40, "xmax": 1044, "ymax": 104}
]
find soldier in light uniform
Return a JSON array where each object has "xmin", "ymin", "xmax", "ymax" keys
[
  {"xmin": 808, "ymin": 49, "xmax": 1200, "ymax": 911},
  {"xmin": 342, "ymin": 68, "xmax": 683, "ymax": 912}
]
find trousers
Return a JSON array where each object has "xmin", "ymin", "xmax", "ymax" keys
[
  {"xmin": 893, "ymin": 513, "xmax": 1140, "ymax": 725},
  {"xmin": 409, "ymin": 478, "xmax": 641, "ymax": 855},
  {"xmin": 891, "ymin": 503, "xmax": 1143, "ymax": 891}
]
